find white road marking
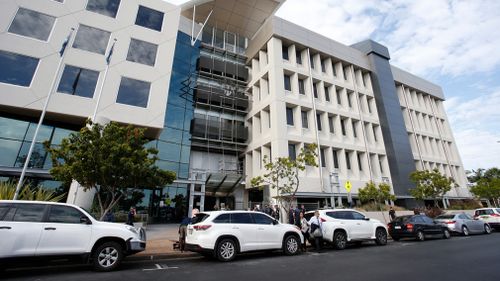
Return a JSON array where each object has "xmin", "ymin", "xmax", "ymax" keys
[{"xmin": 143, "ymin": 264, "xmax": 179, "ymax": 271}]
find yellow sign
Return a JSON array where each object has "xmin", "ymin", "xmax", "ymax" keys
[{"xmin": 345, "ymin": 181, "xmax": 352, "ymax": 192}]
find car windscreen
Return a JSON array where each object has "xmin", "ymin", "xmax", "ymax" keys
[
  {"xmin": 436, "ymin": 215, "xmax": 455, "ymax": 219},
  {"xmin": 191, "ymin": 213, "xmax": 210, "ymax": 224}
]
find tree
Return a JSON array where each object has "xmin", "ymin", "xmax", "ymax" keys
[
  {"xmin": 45, "ymin": 119, "xmax": 176, "ymax": 220},
  {"xmin": 358, "ymin": 181, "xmax": 395, "ymax": 205},
  {"xmin": 467, "ymin": 168, "xmax": 500, "ymax": 183},
  {"xmin": 250, "ymin": 144, "xmax": 318, "ymax": 222},
  {"xmin": 409, "ymin": 169, "xmax": 456, "ymax": 206},
  {"xmin": 468, "ymin": 167, "xmax": 500, "ymax": 207}
]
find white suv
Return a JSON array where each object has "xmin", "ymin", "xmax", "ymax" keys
[
  {"xmin": 185, "ymin": 211, "xmax": 303, "ymax": 261},
  {"xmin": 304, "ymin": 209, "xmax": 388, "ymax": 250},
  {"xmin": 0, "ymin": 200, "xmax": 146, "ymax": 272},
  {"xmin": 474, "ymin": 208, "xmax": 500, "ymax": 231}
]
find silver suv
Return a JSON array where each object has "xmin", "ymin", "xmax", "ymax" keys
[{"xmin": 0, "ymin": 200, "xmax": 146, "ymax": 272}]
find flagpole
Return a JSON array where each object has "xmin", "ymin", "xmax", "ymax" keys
[
  {"xmin": 91, "ymin": 38, "xmax": 116, "ymax": 122},
  {"xmin": 13, "ymin": 28, "xmax": 75, "ymax": 200}
]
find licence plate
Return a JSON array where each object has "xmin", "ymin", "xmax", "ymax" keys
[{"xmin": 394, "ymin": 226, "xmax": 401, "ymax": 229}]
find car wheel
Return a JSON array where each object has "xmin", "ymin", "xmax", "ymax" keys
[
  {"xmin": 375, "ymin": 228, "xmax": 388, "ymax": 246},
  {"xmin": 217, "ymin": 238, "xmax": 237, "ymax": 262},
  {"xmin": 461, "ymin": 226, "xmax": 469, "ymax": 236},
  {"xmin": 92, "ymin": 241, "xmax": 124, "ymax": 272},
  {"xmin": 391, "ymin": 236, "xmax": 400, "ymax": 241},
  {"xmin": 416, "ymin": 230, "xmax": 425, "ymax": 241},
  {"xmin": 333, "ymin": 231, "xmax": 347, "ymax": 250},
  {"xmin": 484, "ymin": 224, "xmax": 492, "ymax": 234},
  {"xmin": 283, "ymin": 235, "xmax": 300, "ymax": 255},
  {"xmin": 443, "ymin": 229, "xmax": 451, "ymax": 239}
]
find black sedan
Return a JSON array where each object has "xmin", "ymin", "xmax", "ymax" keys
[{"xmin": 388, "ymin": 215, "xmax": 451, "ymax": 241}]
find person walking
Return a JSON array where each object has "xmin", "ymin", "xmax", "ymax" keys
[
  {"xmin": 178, "ymin": 208, "xmax": 199, "ymax": 252},
  {"xmin": 389, "ymin": 206, "xmax": 396, "ymax": 221},
  {"xmin": 299, "ymin": 212, "xmax": 310, "ymax": 252},
  {"xmin": 308, "ymin": 210, "xmax": 323, "ymax": 252},
  {"xmin": 126, "ymin": 207, "xmax": 136, "ymax": 226}
]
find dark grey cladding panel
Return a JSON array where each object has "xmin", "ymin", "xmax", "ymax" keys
[{"xmin": 353, "ymin": 40, "xmax": 416, "ymax": 196}]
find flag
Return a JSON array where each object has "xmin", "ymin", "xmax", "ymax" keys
[
  {"xmin": 106, "ymin": 39, "xmax": 117, "ymax": 65},
  {"xmin": 59, "ymin": 28, "xmax": 74, "ymax": 57},
  {"xmin": 72, "ymin": 68, "xmax": 82, "ymax": 95}
]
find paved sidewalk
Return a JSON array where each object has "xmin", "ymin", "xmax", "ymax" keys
[{"xmin": 130, "ymin": 224, "xmax": 199, "ymax": 260}]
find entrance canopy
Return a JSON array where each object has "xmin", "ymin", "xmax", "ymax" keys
[{"xmin": 181, "ymin": 0, "xmax": 285, "ymax": 39}]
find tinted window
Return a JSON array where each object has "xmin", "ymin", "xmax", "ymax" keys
[
  {"xmin": 411, "ymin": 216, "xmax": 424, "ymax": 223},
  {"xmin": 12, "ymin": 204, "xmax": 46, "ymax": 222},
  {"xmin": 351, "ymin": 212, "xmax": 365, "ymax": 220},
  {"xmin": 47, "ymin": 205, "xmax": 85, "ymax": 224},
  {"xmin": 496, "ymin": 209, "xmax": 500, "ymax": 214},
  {"xmin": 86, "ymin": 0, "xmax": 121, "ymax": 18},
  {"xmin": 126, "ymin": 39, "xmax": 158, "ymax": 66},
  {"xmin": 393, "ymin": 216, "xmax": 411, "ymax": 223},
  {"xmin": 284, "ymin": 74, "xmax": 291, "ymax": 91},
  {"xmin": 213, "ymin": 214, "xmax": 230, "ymax": 223},
  {"xmin": 57, "ymin": 65, "xmax": 99, "ymax": 98},
  {"xmin": 9, "ymin": 8, "xmax": 55, "ymax": 41},
  {"xmin": 0, "ymin": 205, "xmax": 10, "ymax": 220},
  {"xmin": 326, "ymin": 211, "xmax": 341, "ymax": 219},
  {"xmin": 436, "ymin": 215, "xmax": 455, "ymax": 220},
  {"xmin": 252, "ymin": 213, "xmax": 274, "ymax": 225},
  {"xmin": 422, "ymin": 216, "xmax": 434, "ymax": 224},
  {"xmin": 135, "ymin": 6, "xmax": 164, "ymax": 31},
  {"xmin": 191, "ymin": 213, "xmax": 209, "ymax": 224},
  {"xmin": 116, "ymin": 77, "xmax": 150, "ymax": 108},
  {"xmin": 230, "ymin": 213, "xmax": 253, "ymax": 224},
  {"xmin": 458, "ymin": 214, "xmax": 468, "ymax": 220},
  {"xmin": 73, "ymin": 25, "xmax": 111, "ymax": 55},
  {"xmin": 0, "ymin": 50, "xmax": 39, "ymax": 87}
]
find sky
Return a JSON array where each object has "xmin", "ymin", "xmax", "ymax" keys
[{"xmin": 165, "ymin": 0, "xmax": 500, "ymax": 172}]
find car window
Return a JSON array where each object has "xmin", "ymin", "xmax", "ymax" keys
[
  {"xmin": 421, "ymin": 216, "xmax": 434, "ymax": 224},
  {"xmin": 47, "ymin": 205, "xmax": 85, "ymax": 224},
  {"xmin": 393, "ymin": 216, "xmax": 411, "ymax": 223},
  {"xmin": 496, "ymin": 209, "xmax": 500, "ymax": 214},
  {"xmin": 342, "ymin": 211, "xmax": 354, "ymax": 220},
  {"xmin": 252, "ymin": 213, "xmax": 274, "ymax": 225},
  {"xmin": 351, "ymin": 211, "xmax": 365, "ymax": 220},
  {"xmin": 326, "ymin": 211, "xmax": 341, "ymax": 219},
  {"xmin": 436, "ymin": 215, "xmax": 455, "ymax": 220},
  {"xmin": 0, "ymin": 205, "xmax": 10, "ymax": 220},
  {"xmin": 12, "ymin": 204, "xmax": 46, "ymax": 222},
  {"xmin": 464, "ymin": 214, "xmax": 473, "ymax": 220},
  {"xmin": 458, "ymin": 214, "xmax": 468, "ymax": 220},
  {"xmin": 213, "ymin": 214, "xmax": 230, "ymax": 224},
  {"xmin": 191, "ymin": 213, "xmax": 210, "ymax": 224},
  {"xmin": 230, "ymin": 213, "xmax": 254, "ymax": 224},
  {"xmin": 411, "ymin": 216, "xmax": 424, "ymax": 223}
]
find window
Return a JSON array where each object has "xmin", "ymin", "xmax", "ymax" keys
[
  {"xmin": 73, "ymin": 25, "xmax": 110, "ymax": 55},
  {"xmin": 135, "ymin": 5, "xmax": 164, "ymax": 31},
  {"xmin": 288, "ymin": 143, "xmax": 297, "ymax": 160},
  {"xmin": 86, "ymin": 0, "xmax": 121, "ymax": 18},
  {"xmin": 347, "ymin": 92, "xmax": 353, "ymax": 107},
  {"xmin": 230, "ymin": 213, "xmax": 253, "ymax": 224},
  {"xmin": 284, "ymin": 74, "xmax": 291, "ymax": 91},
  {"xmin": 343, "ymin": 67, "xmax": 349, "ymax": 80},
  {"xmin": 357, "ymin": 152, "xmax": 363, "ymax": 171},
  {"xmin": 116, "ymin": 77, "xmax": 150, "ymax": 108},
  {"xmin": 213, "ymin": 214, "xmax": 230, "ymax": 223},
  {"xmin": 422, "ymin": 216, "xmax": 434, "ymax": 224},
  {"xmin": 351, "ymin": 212, "xmax": 365, "ymax": 220},
  {"xmin": 12, "ymin": 204, "xmax": 46, "ymax": 222},
  {"xmin": 252, "ymin": 213, "xmax": 274, "ymax": 224},
  {"xmin": 298, "ymin": 79, "xmax": 305, "ymax": 95},
  {"xmin": 321, "ymin": 60, "xmax": 326, "ymax": 72},
  {"xmin": 346, "ymin": 151, "xmax": 351, "ymax": 170},
  {"xmin": 324, "ymin": 86, "xmax": 330, "ymax": 101},
  {"xmin": 57, "ymin": 65, "xmax": 99, "ymax": 98},
  {"xmin": 332, "ymin": 64, "xmax": 337, "ymax": 77},
  {"xmin": 0, "ymin": 50, "xmax": 39, "ymax": 87},
  {"xmin": 332, "ymin": 149, "xmax": 339, "ymax": 169},
  {"xmin": 367, "ymin": 97, "xmax": 373, "ymax": 113},
  {"xmin": 316, "ymin": 113, "xmax": 322, "ymax": 131},
  {"xmin": 320, "ymin": 148, "xmax": 326, "ymax": 167},
  {"xmin": 127, "ymin": 39, "xmax": 158, "ymax": 66},
  {"xmin": 353, "ymin": 121, "xmax": 358, "ymax": 138},
  {"xmin": 328, "ymin": 116, "xmax": 334, "ymax": 133},
  {"xmin": 372, "ymin": 125, "xmax": 378, "ymax": 142},
  {"xmin": 379, "ymin": 158, "xmax": 384, "ymax": 174},
  {"xmin": 301, "ymin": 111, "xmax": 308, "ymax": 129},
  {"xmin": 341, "ymin": 119, "xmax": 346, "ymax": 136},
  {"xmin": 48, "ymin": 205, "xmax": 85, "ymax": 224},
  {"xmin": 9, "ymin": 8, "xmax": 55, "ymax": 41},
  {"xmin": 313, "ymin": 83, "xmax": 318, "ymax": 98},
  {"xmin": 296, "ymin": 51, "xmax": 302, "ymax": 64},
  {"xmin": 0, "ymin": 205, "xmax": 11, "ymax": 220},
  {"xmin": 310, "ymin": 54, "xmax": 314, "ymax": 69},
  {"xmin": 282, "ymin": 45, "xmax": 289, "ymax": 60},
  {"xmin": 286, "ymin": 107, "xmax": 294, "ymax": 126},
  {"xmin": 336, "ymin": 88, "xmax": 342, "ymax": 105}
]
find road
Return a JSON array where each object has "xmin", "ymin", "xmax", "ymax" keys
[{"xmin": 4, "ymin": 233, "xmax": 500, "ymax": 281}]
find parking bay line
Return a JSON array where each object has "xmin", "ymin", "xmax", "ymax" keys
[{"xmin": 143, "ymin": 264, "xmax": 179, "ymax": 271}]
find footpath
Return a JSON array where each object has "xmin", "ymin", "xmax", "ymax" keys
[{"xmin": 129, "ymin": 224, "xmax": 200, "ymax": 261}]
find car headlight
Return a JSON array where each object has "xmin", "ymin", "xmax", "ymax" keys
[{"xmin": 126, "ymin": 226, "xmax": 138, "ymax": 234}]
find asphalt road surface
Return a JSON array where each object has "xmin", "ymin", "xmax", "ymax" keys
[{"xmin": 4, "ymin": 233, "xmax": 500, "ymax": 281}]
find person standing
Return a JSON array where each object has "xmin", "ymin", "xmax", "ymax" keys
[
  {"xmin": 289, "ymin": 206, "xmax": 296, "ymax": 225},
  {"xmin": 308, "ymin": 210, "xmax": 323, "ymax": 252},
  {"xmin": 299, "ymin": 212, "xmax": 310, "ymax": 252},
  {"xmin": 178, "ymin": 208, "xmax": 199, "ymax": 252},
  {"xmin": 389, "ymin": 206, "xmax": 396, "ymax": 221},
  {"xmin": 126, "ymin": 207, "xmax": 136, "ymax": 226},
  {"xmin": 271, "ymin": 205, "xmax": 280, "ymax": 221}
]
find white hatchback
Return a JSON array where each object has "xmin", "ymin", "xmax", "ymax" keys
[
  {"xmin": 185, "ymin": 211, "xmax": 303, "ymax": 261},
  {"xmin": 304, "ymin": 209, "xmax": 388, "ymax": 250}
]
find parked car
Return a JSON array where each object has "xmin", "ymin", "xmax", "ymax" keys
[
  {"xmin": 0, "ymin": 200, "xmax": 146, "ymax": 272},
  {"xmin": 185, "ymin": 211, "xmax": 303, "ymax": 262},
  {"xmin": 435, "ymin": 213, "xmax": 491, "ymax": 236},
  {"xmin": 304, "ymin": 209, "xmax": 388, "ymax": 250},
  {"xmin": 473, "ymin": 208, "xmax": 500, "ymax": 231},
  {"xmin": 388, "ymin": 214, "xmax": 451, "ymax": 241}
]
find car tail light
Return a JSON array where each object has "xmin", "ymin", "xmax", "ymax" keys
[
  {"xmin": 320, "ymin": 217, "xmax": 327, "ymax": 222},
  {"xmin": 446, "ymin": 220, "xmax": 456, "ymax": 224},
  {"xmin": 491, "ymin": 214, "xmax": 500, "ymax": 217},
  {"xmin": 193, "ymin": 225, "xmax": 212, "ymax": 231},
  {"xmin": 387, "ymin": 223, "xmax": 392, "ymax": 228},
  {"xmin": 406, "ymin": 223, "xmax": 414, "ymax": 231}
]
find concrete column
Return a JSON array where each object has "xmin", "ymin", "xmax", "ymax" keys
[{"xmin": 66, "ymin": 180, "xmax": 95, "ymax": 209}]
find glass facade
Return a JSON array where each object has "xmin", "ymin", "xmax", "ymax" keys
[
  {"xmin": 0, "ymin": 50, "xmax": 39, "ymax": 87},
  {"xmin": 86, "ymin": 0, "xmax": 121, "ymax": 18},
  {"xmin": 57, "ymin": 65, "xmax": 99, "ymax": 98},
  {"xmin": 8, "ymin": 8, "xmax": 55, "ymax": 41},
  {"xmin": 135, "ymin": 6, "xmax": 164, "ymax": 31}
]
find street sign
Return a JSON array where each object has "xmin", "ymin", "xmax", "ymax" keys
[{"xmin": 345, "ymin": 181, "xmax": 352, "ymax": 192}]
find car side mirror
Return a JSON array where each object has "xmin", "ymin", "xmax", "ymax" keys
[
  {"xmin": 273, "ymin": 219, "xmax": 279, "ymax": 225},
  {"xmin": 363, "ymin": 217, "xmax": 370, "ymax": 221},
  {"xmin": 81, "ymin": 216, "xmax": 92, "ymax": 224}
]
